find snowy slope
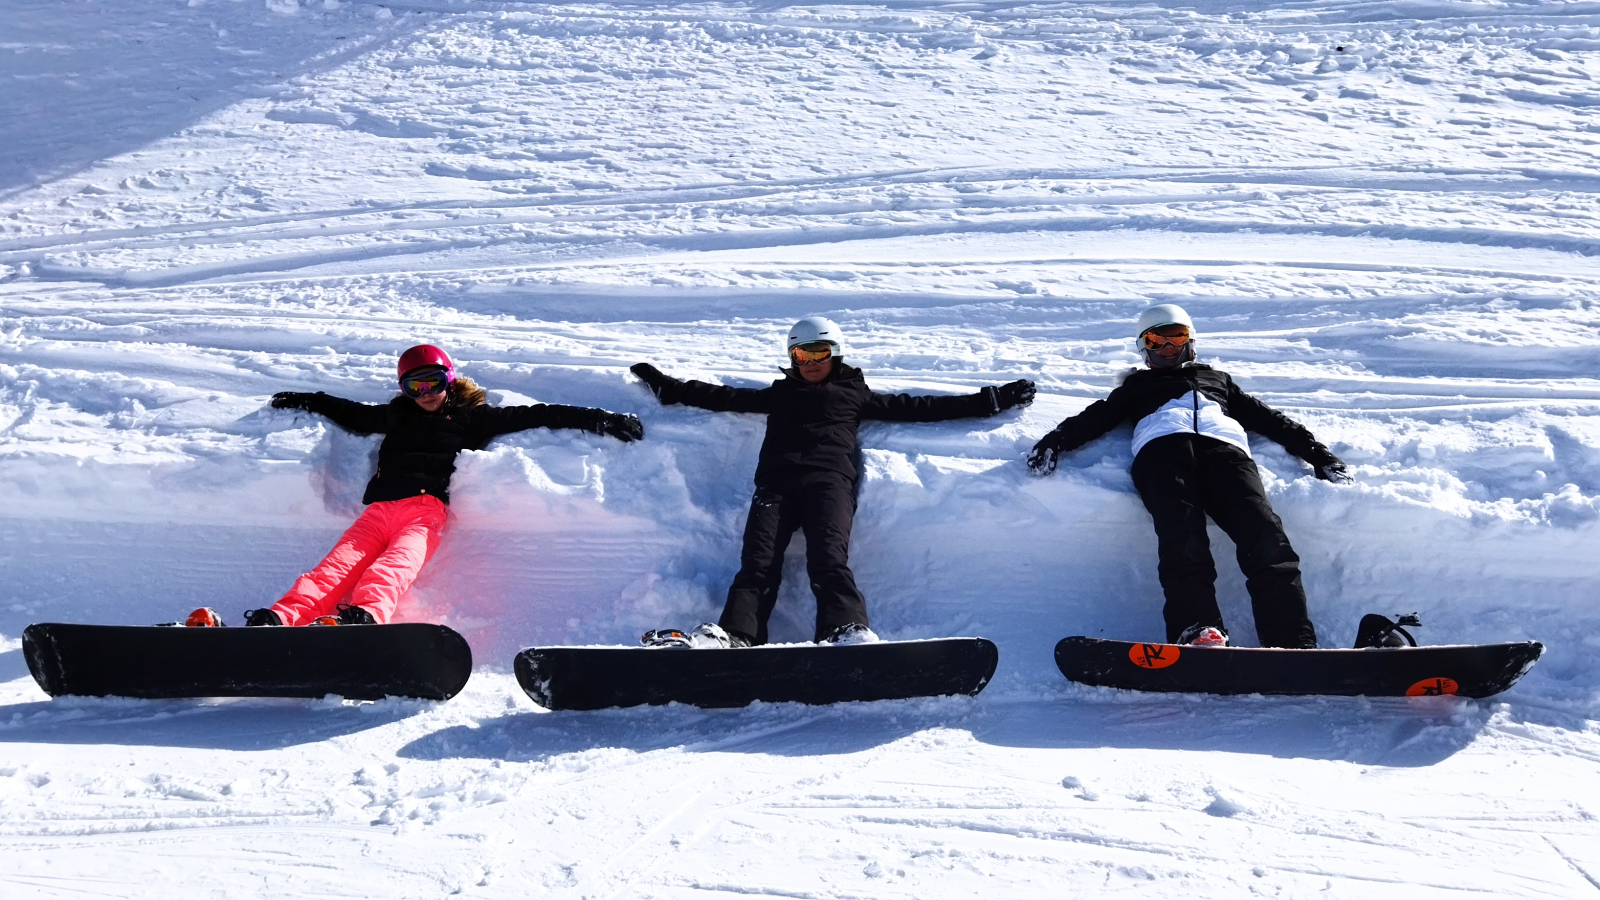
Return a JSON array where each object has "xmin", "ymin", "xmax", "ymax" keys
[{"xmin": 3, "ymin": 0, "xmax": 1600, "ymax": 896}]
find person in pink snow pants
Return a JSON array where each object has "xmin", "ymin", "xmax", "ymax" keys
[{"xmin": 184, "ymin": 344, "xmax": 643, "ymax": 628}]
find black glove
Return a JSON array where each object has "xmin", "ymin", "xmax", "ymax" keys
[
  {"xmin": 1027, "ymin": 431, "xmax": 1064, "ymax": 476},
  {"xmin": 996, "ymin": 379, "xmax": 1036, "ymax": 410},
  {"xmin": 595, "ymin": 411, "xmax": 644, "ymax": 443},
  {"xmin": 270, "ymin": 391, "xmax": 315, "ymax": 411},
  {"xmin": 629, "ymin": 363, "xmax": 680, "ymax": 403},
  {"xmin": 1314, "ymin": 460, "xmax": 1353, "ymax": 485},
  {"xmin": 1305, "ymin": 442, "xmax": 1353, "ymax": 485}
]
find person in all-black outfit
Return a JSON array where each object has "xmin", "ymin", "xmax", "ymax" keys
[
  {"xmin": 1027, "ymin": 305, "xmax": 1350, "ymax": 649},
  {"xmin": 631, "ymin": 316, "xmax": 1036, "ymax": 648}
]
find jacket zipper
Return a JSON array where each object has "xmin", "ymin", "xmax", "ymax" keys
[{"xmin": 1190, "ymin": 370, "xmax": 1199, "ymax": 434}]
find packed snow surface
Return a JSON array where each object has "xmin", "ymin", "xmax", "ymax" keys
[{"xmin": 3, "ymin": 0, "xmax": 1600, "ymax": 896}]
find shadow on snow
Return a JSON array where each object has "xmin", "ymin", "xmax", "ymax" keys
[{"xmin": 395, "ymin": 687, "xmax": 1495, "ymax": 768}]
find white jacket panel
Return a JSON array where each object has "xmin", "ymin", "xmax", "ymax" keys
[{"xmin": 1131, "ymin": 391, "xmax": 1252, "ymax": 459}]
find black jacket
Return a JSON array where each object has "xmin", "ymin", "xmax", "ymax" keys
[
  {"xmin": 1043, "ymin": 364, "xmax": 1337, "ymax": 465},
  {"xmin": 657, "ymin": 364, "xmax": 1005, "ymax": 485},
  {"xmin": 297, "ymin": 393, "xmax": 617, "ymax": 504}
]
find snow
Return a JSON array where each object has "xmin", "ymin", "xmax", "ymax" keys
[{"xmin": 3, "ymin": 0, "xmax": 1600, "ymax": 895}]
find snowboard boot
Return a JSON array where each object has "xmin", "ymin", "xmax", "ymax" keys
[
  {"xmin": 685, "ymin": 623, "xmax": 750, "ymax": 648},
  {"xmin": 1353, "ymin": 613, "xmax": 1420, "ymax": 649},
  {"xmin": 184, "ymin": 607, "xmax": 225, "ymax": 627},
  {"xmin": 1177, "ymin": 624, "xmax": 1229, "ymax": 647},
  {"xmin": 243, "ymin": 608, "xmax": 283, "ymax": 627},
  {"xmin": 821, "ymin": 623, "xmax": 881, "ymax": 645},
  {"xmin": 335, "ymin": 604, "xmax": 377, "ymax": 625}
]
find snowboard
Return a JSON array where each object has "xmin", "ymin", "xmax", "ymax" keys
[
  {"xmin": 515, "ymin": 637, "xmax": 999, "ymax": 710},
  {"xmin": 22, "ymin": 622, "xmax": 473, "ymax": 701},
  {"xmin": 1053, "ymin": 636, "xmax": 1543, "ymax": 698}
]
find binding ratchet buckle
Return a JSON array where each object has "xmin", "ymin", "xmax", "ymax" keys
[{"xmin": 1353, "ymin": 613, "xmax": 1421, "ymax": 649}]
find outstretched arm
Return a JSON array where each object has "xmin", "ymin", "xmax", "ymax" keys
[
  {"xmin": 630, "ymin": 363, "xmax": 772, "ymax": 414},
  {"xmin": 270, "ymin": 392, "xmax": 388, "ymax": 434},
  {"xmin": 474, "ymin": 403, "xmax": 643, "ymax": 443},
  {"xmin": 1225, "ymin": 381, "xmax": 1350, "ymax": 483},
  {"xmin": 863, "ymin": 379, "xmax": 1035, "ymax": 422},
  {"xmin": 1026, "ymin": 390, "xmax": 1129, "ymax": 476}
]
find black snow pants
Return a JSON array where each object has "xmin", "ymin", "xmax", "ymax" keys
[
  {"xmin": 1130, "ymin": 433, "xmax": 1318, "ymax": 649},
  {"xmin": 718, "ymin": 471, "xmax": 868, "ymax": 645}
]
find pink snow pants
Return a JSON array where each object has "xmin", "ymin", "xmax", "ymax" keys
[{"xmin": 272, "ymin": 495, "xmax": 447, "ymax": 626}]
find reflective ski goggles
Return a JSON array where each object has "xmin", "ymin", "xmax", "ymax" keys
[
  {"xmin": 400, "ymin": 368, "xmax": 452, "ymax": 398},
  {"xmin": 789, "ymin": 341, "xmax": 834, "ymax": 364},
  {"xmin": 1141, "ymin": 329, "xmax": 1192, "ymax": 351}
]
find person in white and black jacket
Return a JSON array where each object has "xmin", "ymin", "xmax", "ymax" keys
[{"xmin": 1027, "ymin": 305, "xmax": 1350, "ymax": 650}]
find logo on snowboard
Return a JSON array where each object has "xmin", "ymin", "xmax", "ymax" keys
[
  {"xmin": 1129, "ymin": 644, "xmax": 1180, "ymax": 669},
  {"xmin": 1406, "ymin": 677, "xmax": 1459, "ymax": 697}
]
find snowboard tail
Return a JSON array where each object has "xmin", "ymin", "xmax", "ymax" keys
[
  {"xmin": 23, "ymin": 623, "xmax": 473, "ymax": 701},
  {"xmin": 516, "ymin": 638, "xmax": 999, "ymax": 710},
  {"xmin": 1054, "ymin": 636, "xmax": 1543, "ymax": 698}
]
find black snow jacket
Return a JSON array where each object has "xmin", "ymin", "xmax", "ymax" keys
[
  {"xmin": 642, "ymin": 363, "xmax": 1008, "ymax": 485},
  {"xmin": 1040, "ymin": 364, "xmax": 1338, "ymax": 466},
  {"xmin": 289, "ymin": 393, "xmax": 624, "ymax": 504}
]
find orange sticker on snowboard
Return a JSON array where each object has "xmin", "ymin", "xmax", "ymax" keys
[
  {"xmin": 1406, "ymin": 677, "xmax": 1459, "ymax": 697},
  {"xmin": 1129, "ymin": 643, "xmax": 1180, "ymax": 669}
]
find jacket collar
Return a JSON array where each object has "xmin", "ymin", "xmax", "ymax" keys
[{"xmin": 781, "ymin": 361, "xmax": 862, "ymax": 385}]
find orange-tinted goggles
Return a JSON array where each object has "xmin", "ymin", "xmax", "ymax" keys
[
  {"xmin": 790, "ymin": 342, "xmax": 833, "ymax": 364},
  {"xmin": 1141, "ymin": 330, "xmax": 1192, "ymax": 351}
]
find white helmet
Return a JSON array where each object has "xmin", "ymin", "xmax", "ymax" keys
[
  {"xmin": 787, "ymin": 316, "xmax": 845, "ymax": 359},
  {"xmin": 1134, "ymin": 303, "xmax": 1195, "ymax": 344}
]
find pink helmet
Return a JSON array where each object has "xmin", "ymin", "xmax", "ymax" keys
[{"xmin": 397, "ymin": 344, "xmax": 454, "ymax": 381}]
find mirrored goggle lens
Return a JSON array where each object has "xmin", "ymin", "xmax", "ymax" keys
[
  {"xmin": 401, "ymin": 375, "xmax": 450, "ymax": 397},
  {"xmin": 790, "ymin": 342, "xmax": 833, "ymax": 363},
  {"xmin": 1141, "ymin": 330, "xmax": 1191, "ymax": 350}
]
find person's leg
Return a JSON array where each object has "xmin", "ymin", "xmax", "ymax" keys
[
  {"xmin": 798, "ymin": 475, "xmax": 869, "ymax": 642},
  {"xmin": 1196, "ymin": 439, "xmax": 1317, "ymax": 648},
  {"xmin": 718, "ymin": 485, "xmax": 801, "ymax": 645},
  {"xmin": 345, "ymin": 496, "xmax": 448, "ymax": 624},
  {"xmin": 1131, "ymin": 434, "xmax": 1226, "ymax": 643},
  {"xmin": 271, "ymin": 503, "xmax": 392, "ymax": 626}
]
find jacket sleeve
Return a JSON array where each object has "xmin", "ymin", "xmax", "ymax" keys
[
  {"xmin": 470, "ymin": 403, "xmax": 616, "ymax": 438},
  {"xmin": 1224, "ymin": 378, "xmax": 1338, "ymax": 465},
  {"xmin": 1041, "ymin": 387, "xmax": 1131, "ymax": 454},
  {"xmin": 860, "ymin": 387, "xmax": 999, "ymax": 422},
  {"xmin": 667, "ymin": 379, "xmax": 774, "ymax": 414},
  {"xmin": 301, "ymin": 393, "xmax": 389, "ymax": 435}
]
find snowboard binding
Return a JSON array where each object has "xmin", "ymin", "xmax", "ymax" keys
[
  {"xmin": 641, "ymin": 623, "xmax": 744, "ymax": 649},
  {"xmin": 1353, "ymin": 613, "xmax": 1421, "ymax": 649}
]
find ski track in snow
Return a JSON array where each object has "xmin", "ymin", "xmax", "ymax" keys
[{"xmin": 3, "ymin": 0, "xmax": 1600, "ymax": 896}]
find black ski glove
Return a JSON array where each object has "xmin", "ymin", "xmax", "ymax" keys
[
  {"xmin": 1314, "ymin": 460, "xmax": 1353, "ymax": 485},
  {"xmin": 1027, "ymin": 430, "xmax": 1065, "ymax": 476},
  {"xmin": 992, "ymin": 379, "xmax": 1037, "ymax": 411},
  {"xmin": 270, "ymin": 391, "xmax": 316, "ymax": 411},
  {"xmin": 595, "ymin": 411, "xmax": 644, "ymax": 443},
  {"xmin": 1305, "ymin": 443, "xmax": 1353, "ymax": 485},
  {"xmin": 629, "ymin": 363, "xmax": 681, "ymax": 404}
]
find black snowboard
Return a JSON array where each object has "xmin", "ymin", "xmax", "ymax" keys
[
  {"xmin": 515, "ymin": 638, "xmax": 999, "ymax": 710},
  {"xmin": 1054, "ymin": 636, "xmax": 1543, "ymax": 698},
  {"xmin": 23, "ymin": 623, "xmax": 473, "ymax": 701}
]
